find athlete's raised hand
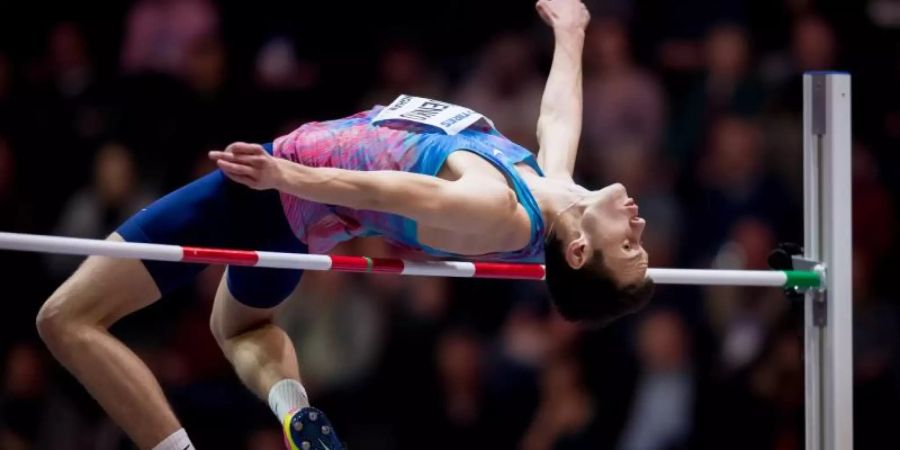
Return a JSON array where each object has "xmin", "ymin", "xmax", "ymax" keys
[
  {"xmin": 536, "ymin": 0, "xmax": 590, "ymax": 33},
  {"xmin": 209, "ymin": 142, "xmax": 284, "ymax": 190}
]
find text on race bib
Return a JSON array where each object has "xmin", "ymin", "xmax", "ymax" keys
[{"xmin": 372, "ymin": 95, "xmax": 494, "ymax": 135}]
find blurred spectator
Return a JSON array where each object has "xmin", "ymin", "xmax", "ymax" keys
[
  {"xmin": 698, "ymin": 115, "xmax": 765, "ymax": 189},
  {"xmin": 158, "ymin": 266, "xmax": 230, "ymax": 385},
  {"xmin": 184, "ymin": 34, "xmax": 226, "ymax": 96},
  {"xmin": 255, "ymin": 36, "xmax": 320, "ymax": 92},
  {"xmin": 670, "ymin": 24, "xmax": 764, "ymax": 159},
  {"xmin": 480, "ymin": 301, "xmax": 553, "ymax": 448},
  {"xmin": 700, "ymin": 328, "xmax": 805, "ymax": 450},
  {"xmin": 251, "ymin": 35, "xmax": 325, "ymax": 137},
  {"xmin": 121, "ymin": 0, "xmax": 220, "ymax": 78},
  {"xmin": 46, "ymin": 143, "xmax": 154, "ymax": 278},
  {"xmin": 637, "ymin": 189, "xmax": 683, "ymax": 270},
  {"xmin": 360, "ymin": 42, "xmax": 447, "ymax": 107},
  {"xmin": 705, "ymin": 218, "xmax": 787, "ymax": 374},
  {"xmin": 0, "ymin": 136, "xmax": 32, "ymax": 232},
  {"xmin": 853, "ymin": 248, "xmax": 900, "ymax": 450},
  {"xmin": 685, "ymin": 117, "xmax": 793, "ymax": 259},
  {"xmin": 853, "ymin": 249, "xmax": 898, "ymax": 384},
  {"xmin": 758, "ymin": 15, "xmax": 839, "ymax": 195},
  {"xmin": 761, "ymin": 15, "xmax": 838, "ymax": 104},
  {"xmin": 454, "ymin": 32, "xmax": 543, "ymax": 150},
  {"xmin": 852, "ymin": 145, "xmax": 896, "ymax": 261},
  {"xmin": 868, "ymin": 0, "xmax": 900, "ymax": 27},
  {"xmin": 0, "ymin": 52, "xmax": 11, "ymax": 138},
  {"xmin": 522, "ymin": 356, "xmax": 597, "ymax": 450},
  {"xmin": 405, "ymin": 276, "xmax": 452, "ymax": 323},
  {"xmin": 278, "ymin": 269, "xmax": 386, "ymax": 393},
  {"xmin": 46, "ymin": 22, "xmax": 109, "ymax": 149},
  {"xmin": 244, "ymin": 428, "xmax": 285, "ymax": 450},
  {"xmin": 617, "ymin": 309, "xmax": 694, "ymax": 450},
  {"xmin": 499, "ymin": 302, "xmax": 553, "ymax": 369},
  {"xmin": 791, "ymin": 15, "xmax": 838, "ymax": 73},
  {"xmin": 580, "ymin": 18, "xmax": 667, "ymax": 188},
  {"xmin": 429, "ymin": 328, "xmax": 488, "ymax": 450},
  {"xmin": 20, "ymin": 22, "xmax": 108, "ymax": 201},
  {"xmin": 0, "ymin": 343, "xmax": 47, "ymax": 448},
  {"xmin": 0, "ymin": 137, "xmax": 44, "ymax": 345},
  {"xmin": 0, "ymin": 52, "xmax": 10, "ymax": 102},
  {"xmin": 47, "ymin": 23, "xmax": 94, "ymax": 101}
]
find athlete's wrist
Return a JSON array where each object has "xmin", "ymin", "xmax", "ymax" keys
[
  {"xmin": 553, "ymin": 26, "xmax": 585, "ymax": 42},
  {"xmin": 272, "ymin": 158, "xmax": 293, "ymax": 192}
]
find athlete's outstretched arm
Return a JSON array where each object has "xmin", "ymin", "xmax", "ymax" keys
[
  {"xmin": 534, "ymin": 0, "xmax": 590, "ymax": 181},
  {"xmin": 209, "ymin": 143, "xmax": 528, "ymax": 234}
]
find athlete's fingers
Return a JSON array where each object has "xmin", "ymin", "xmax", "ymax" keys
[
  {"xmin": 216, "ymin": 159, "xmax": 257, "ymax": 177},
  {"xmin": 211, "ymin": 151, "xmax": 260, "ymax": 170},
  {"xmin": 208, "ymin": 150, "xmax": 235, "ymax": 162},
  {"xmin": 536, "ymin": 0, "xmax": 549, "ymax": 18},
  {"xmin": 212, "ymin": 151, "xmax": 266, "ymax": 169},
  {"xmin": 230, "ymin": 143, "xmax": 265, "ymax": 155},
  {"xmin": 227, "ymin": 153, "xmax": 267, "ymax": 168},
  {"xmin": 225, "ymin": 141, "xmax": 249, "ymax": 152},
  {"xmin": 536, "ymin": 1, "xmax": 557, "ymax": 23}
]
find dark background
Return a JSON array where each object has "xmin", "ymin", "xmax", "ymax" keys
[{"xmin": 1, "ymin": 0, "xmax": 898, "ymax": 449}]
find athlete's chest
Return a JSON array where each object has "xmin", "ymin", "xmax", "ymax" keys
[
  {"xmin": 436, "ymin": 150, "xmax": 537, "ymax": 183},
  {"xmin": 416, "ymin": 151, "xmax": 536, "ymax": 256}
]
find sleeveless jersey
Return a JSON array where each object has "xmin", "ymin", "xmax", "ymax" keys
[{"xmin": 273, "ymin": 103, "xmax": 545, "ymax": 262}]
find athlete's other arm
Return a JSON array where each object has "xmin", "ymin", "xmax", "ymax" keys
[
  {"xmin": 534, "ymin": 0, "xmax": 590, "ymax": 182},
  {"xmin": 209, "ymin": 144, "xmax": 526, "ymax": 234}
]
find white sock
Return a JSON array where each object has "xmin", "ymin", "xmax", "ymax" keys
[
  {"xmin": 151, "ymin": 428, "xmax": 194, "ymax": 450},
  {"xmin": 268, "ymin": 378, "xmax": 310, "ymax": 421}
]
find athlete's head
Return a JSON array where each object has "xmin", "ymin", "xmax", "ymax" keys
[{"xmin": 544, "ymin": 183, "xmax": 654, "ymax": 325}]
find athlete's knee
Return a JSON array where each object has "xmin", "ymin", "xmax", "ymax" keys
[
  {"xmin": 36, "ymin": 283, "xmax": 106, "ymax": 346},
  {"xmin": 209, "ymin": 311, "xmax": 249, "ymax": 349},
  {"xmin": 209, "ymin": 308, "xmax": 276, "ymax": 350},
  {"xmin": 36, "ymin": 291, "xmax": 82, "ymax": 346},
  {"xmin": 209, "ymin": 313, "xmax": 228, "ymax": 348}
]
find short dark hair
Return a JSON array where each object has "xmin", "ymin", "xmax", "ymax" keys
[{"xmin": 544, "ymin": 236, "xmax": 654, "ymax": 326}]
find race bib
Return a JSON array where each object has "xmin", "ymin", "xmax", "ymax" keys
[{"xmin": 372, "ymin": 95, "xmax": 493, "ymax": 135}]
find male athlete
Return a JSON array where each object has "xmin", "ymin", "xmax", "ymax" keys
[{"xmin": 35, "ymin": 1, "xmax": 652, "ymax": 449}]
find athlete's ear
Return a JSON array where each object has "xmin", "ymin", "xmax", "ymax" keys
[{"xmin": 565, "ymin": 235, "xmax": 589, "ymax": 269}]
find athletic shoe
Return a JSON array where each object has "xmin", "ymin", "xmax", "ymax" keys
[{"xmin": 283, "ymin": 407, "xmax": 345, "ymax": 450}]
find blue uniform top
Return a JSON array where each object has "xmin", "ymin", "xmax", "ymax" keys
[{"xmin": 274, "ymin": 105, "xmax": 546, "ymax": 262}]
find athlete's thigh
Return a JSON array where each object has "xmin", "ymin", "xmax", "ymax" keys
[
  {"xmin": 209, "ymin": 267, "xmax": 302, "ymax": 338},
  {"xmin": 48, "ymin": 233, "xmax": 161, "ymax": 327}
]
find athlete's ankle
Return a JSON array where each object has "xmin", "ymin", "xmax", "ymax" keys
[
  {"xmin": 268, "ymin": 378, "xmax": 310, "ymax": 421},
  {"xmin": 151, "ymin": 428, "xmax": 194, "ymax": 450}
]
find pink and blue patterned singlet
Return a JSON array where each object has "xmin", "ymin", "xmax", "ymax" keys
[{"xmin": 273, "ymin": 104, "xmax": 546, "ymax": 263}]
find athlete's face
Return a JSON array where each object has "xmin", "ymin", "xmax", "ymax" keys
[{"xmin": 569, "ymin": 183, "xmax": 648, "ymax": 286}]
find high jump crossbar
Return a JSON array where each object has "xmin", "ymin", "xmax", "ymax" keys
[
  {"xmin": 0, "ymin": 72, "xmax": 851, "ymax": 450},
  {"xmin": 0, "ymin": 231, "xmax": 822, "ymax": 288}
]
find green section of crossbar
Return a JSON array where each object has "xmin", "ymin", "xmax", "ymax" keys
[{"xmin": 784, "ymin": 270, "xmax": 822, "ymax": 289}]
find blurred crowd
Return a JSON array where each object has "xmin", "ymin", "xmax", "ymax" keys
[{"xmin": 1, "ymin": 0, "xmax": 899, "ymax": 449}]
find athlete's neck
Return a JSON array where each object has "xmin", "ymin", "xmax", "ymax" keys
[{"xmin": 523, "ymin": 175, "xmax": 587, "ymax": 241}]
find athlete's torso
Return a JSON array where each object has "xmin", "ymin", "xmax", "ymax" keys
[{"xmin": 273, "ymin": 97, "xmax": 546, "ymax": 262}]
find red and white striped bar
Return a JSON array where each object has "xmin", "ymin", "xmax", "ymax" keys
[
  {"xmin": 0, "ymin": 231, "xmax": 544, "ymax": 280},
  {"xmin": 0, "ymin": 231, "xmax": 802, "ymax": 285}
]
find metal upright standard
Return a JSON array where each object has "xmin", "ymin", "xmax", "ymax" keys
[{"xmin": 803, "ymin": 72, "xmax": 853, "ymax": 450}]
